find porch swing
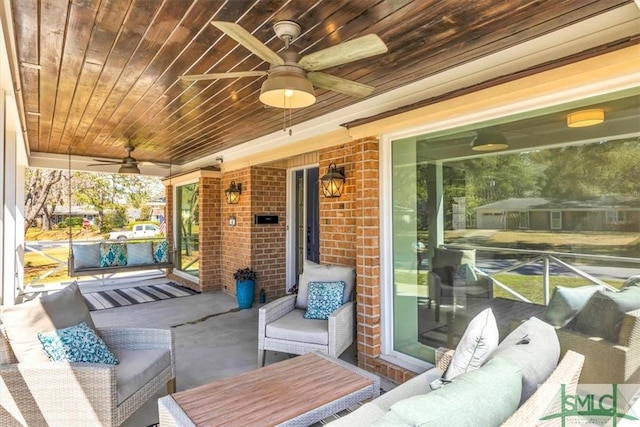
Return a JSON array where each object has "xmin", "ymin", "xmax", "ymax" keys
[{"xmin": 66, "ymin": 149, "xmax": 175, "ymax": 278}]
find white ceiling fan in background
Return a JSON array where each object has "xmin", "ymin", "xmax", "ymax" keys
[{"xmin": 179, "ymin": 20, "xmax": 389, "ymax": 109}]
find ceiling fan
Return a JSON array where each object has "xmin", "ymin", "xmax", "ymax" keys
[
  {"xmin": 87, "ymin": 144, "xmax": 162, "ymax": 174},
  {"xmin": 179, "ymin": 20, "xmax": 388, "ymax": 109}
]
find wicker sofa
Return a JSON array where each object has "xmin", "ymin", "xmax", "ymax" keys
[
  {"xmin": 543, "ymin": 280, "xmax": 640, "ymax": 384},
  {"xmin": 0, "ymin": 282, "xmax": 176, "ymax": 426},
  {"xmin": 555, "ymin": 308, "xmax": 640, "ymax": 384},
  {"xmin": 329, "ymin": 317, "xmax": 585, "ymax": 426}
]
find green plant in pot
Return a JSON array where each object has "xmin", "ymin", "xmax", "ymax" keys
[{"xmin": 234, "ymin": 267, "xmax": 257, "ymax": 309}]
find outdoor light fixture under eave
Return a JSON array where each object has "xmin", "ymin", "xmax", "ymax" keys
[
  {"xmin": 259, "ymin": 70, "xmax": 316, "ymax": 109},
  {"xmin": 320, "ymin": 163, "xmax": 345, "ymax": 198},
  {"xmin": 118, "ymin": 164, "xmax": 141, "ymax": 174},
  {"xmin": 567, "ymin": 109, "xmax": 604, "ymax": 128},
  {"xmin": 471, "ymin": 129, "xmax": 509, "ymax": 152},
  {"xmin": 225, "ymin": 181, "xmax": 242, "ymax": 204}
]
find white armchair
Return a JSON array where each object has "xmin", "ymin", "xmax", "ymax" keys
[{"xmin": 258, "ymin": 261, "xmax": 356, "ymax": 366}]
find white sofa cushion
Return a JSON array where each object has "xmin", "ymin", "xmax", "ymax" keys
[
  {"xmin": 265, "ymin": 309, "xmax": 328, "ymax": 345},
  {"xmin": 491, "ymin": 317, "xmax": 559, "ymax": 405},
  {"xmin": 295, "ymin": 261, "xmax": 355, "ymax": 309},
  {"xmin": 113, "ymin": 347, "xmax": 171, "ymax": 404},
  {"xmin": 376, "ymin": 357, "xmax": 521, "ymax": 426}
]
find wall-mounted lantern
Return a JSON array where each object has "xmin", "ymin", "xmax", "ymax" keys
[
  {"xmin": 225, "ymin": 181, "xmax": 242, "ymax": 204},
  {"xmin": 320, "ymin": 163, "xmax": 345, "ymax": 198}
]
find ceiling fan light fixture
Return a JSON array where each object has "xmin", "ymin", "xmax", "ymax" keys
[
  {"xmin": 259, "ymin": 71, "xmax": 316, "ymax": 109},
  {"xmin": 471, "ymin": 130, "xmax": 509, "ymax": 152},
  {"xmin": 567, "ymin": 108, "xmax": 604, "ymax": 127},
  {"xmin": 118, "ymin": 163, "xmax": 141, "ymax": 174}
]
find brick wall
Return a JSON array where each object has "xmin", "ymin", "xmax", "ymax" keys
[
  {"xmin": 319, "ymin": 138, "xmax": 416, "ymax": 384},
  {"xmin": 199, "ymin": 176, "xmax": 222, "ymax": 292},
  {"xmin": 318, "ymin": 145, "xmax": 357, "ymax": 267},
  {"xmin": 250, "ymin": 166, "xmax": 287, "ymax": 300},
  {"xmin": 221, "ymin": 169, "xmax": 252, "ymax": 295}
]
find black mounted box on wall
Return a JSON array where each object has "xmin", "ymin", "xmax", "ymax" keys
[{"xmin": 254, "ymin": 214, "xmax": 279, "ymax": 225}]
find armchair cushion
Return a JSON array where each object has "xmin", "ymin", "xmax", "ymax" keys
[
  {"xmin": 113, "ymin": 347, "xmax": 172, "ymax": 403},
  {"xmin": 432, "ymin": 247, "xmax": 476, "ymax": 269},
  {"xmin": 452, "ymin": 263, "xmax": 478, "ymax": 287},
  {"xmin": 304, "ymin": 281, "xmax": 345, "ymax": 320},
  {"xmin": 295, "ymin": 261, "xmax": 355, "ymax": 309},
  {"xmin": 265, "ymin": 309, "xmax": 328, "ymax": 345},
  {"xmin": 575, "ymin": 286, "xmax": 640, "ymax": 342},
  {"xmin": 0, "ymin": 281, "xmax": 97, "ymax": 363},
  {"xmin": 544, "ymin": 285, "xmax": 602, "ymax": 327},
  {"xmin": 37, "ymin": 321, "xmax": 118, "ymax": 365}
]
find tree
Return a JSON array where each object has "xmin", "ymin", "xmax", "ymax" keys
[{"xmin": 24, "ymin": 169, "xmax": 64, "ymax": 232}]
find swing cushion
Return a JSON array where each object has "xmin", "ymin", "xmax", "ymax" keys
[
  {"xmin": 100, "ymin": 243, "xmax": 128, "ymax": 267},
  {"xmin": 72, "ymin": 243, "xmax": 102, "ymax": 269}
]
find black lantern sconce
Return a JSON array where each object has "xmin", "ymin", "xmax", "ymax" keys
[
  {"xmin": 320, "ymin": 163, "xmax": 345, "ymax": 198},
  {"xmin": 225, "ymin": 181, "xmax": 242, "ymax": 204}
]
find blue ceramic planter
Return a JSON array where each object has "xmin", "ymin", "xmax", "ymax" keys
[{"xmin": 236, "ymin": 279, "xmax": 255, "ymax": 309}]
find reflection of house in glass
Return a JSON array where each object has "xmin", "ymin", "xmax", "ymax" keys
[{"xmin": 476, "ymin": 197, "xmax": 640, "ymax": 231}]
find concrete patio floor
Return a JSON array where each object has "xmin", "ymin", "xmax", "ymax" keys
[{"xmin": 77, "ymin": 274, "xmax": 389, "ymax": 426}]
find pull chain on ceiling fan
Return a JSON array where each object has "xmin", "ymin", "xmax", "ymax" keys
[{"xmin": 179, "ymin": 20, "xmax": 388, "ymax": 109}]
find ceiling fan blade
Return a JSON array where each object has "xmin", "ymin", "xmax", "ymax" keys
[
  {"xmin": 298, "ymin": 34, "xmax": 388, "ymax": 71},
  {"xmin": 179, "ymin": 71, "xmax": 267, "ymax": 81},
  {"xmin": 211, "ymin": 21, "xmax": 284, "ymax": 66},
  {"xmin": 89, "ymin": 159, "xmax": 122, "ymax": 165},
  {"xmin": 87, "ymin": 162, "xmax": 120, "ymax": 167},
  {"xmin": 307, "ymin": 72, "xmax": 375, "ymax": 98}
]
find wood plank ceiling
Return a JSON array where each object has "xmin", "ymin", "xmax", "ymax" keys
[{"xmin": 7, "ymin": 0, "xmax": 632, "ymax": 166}]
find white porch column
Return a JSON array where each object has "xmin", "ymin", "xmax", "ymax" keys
[{"xmin": 1, "ymin": 91, "xmax": 23, "ymax": 306}]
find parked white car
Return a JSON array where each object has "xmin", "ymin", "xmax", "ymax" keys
[{"xmin": 109, "ymin": 224, "xmax": 162, "ymax": 240}]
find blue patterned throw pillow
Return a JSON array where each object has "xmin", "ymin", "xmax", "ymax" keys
[
  {"xmin": 304, "ymin": 281, "xmax": 346, "ymax": 320},
  {"xmin": 153, "ymin": 240, "xmax": 170, "ymax": 263},
  {"xmin": 37, "ymin": 322, "xmax": 119, "ymax": 365},
  {"xmin": 100, "ymin": 243, "xmax": 127, "ymax": 267}
]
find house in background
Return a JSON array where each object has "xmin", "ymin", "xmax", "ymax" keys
[
  {"xmin": 476, "ymin": 197, "xmax": 640, "ymax": 231},
  {"xmin": 1, "ymin": 1, "xmax": 639, "ymax": 384}
]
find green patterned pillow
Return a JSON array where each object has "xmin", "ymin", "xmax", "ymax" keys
[
  {"xmin": 152, "ymin": 240, "xmax": 169, "ymax": 263},
  {"xmin": 303, "ymin": 281, "xmax": 345, "ymax": 320},
  {"xmin": 37, "ymin": 322, "xmax": 118, "ymax": 365},
  {"xmin": 100, "ymin": 242, "xmax": 127, "ymax": 267}
]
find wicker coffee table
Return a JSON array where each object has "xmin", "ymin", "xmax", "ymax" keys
[{"xmin": 158, "ymin": 352, "xmax": 380, "ymax": 427}]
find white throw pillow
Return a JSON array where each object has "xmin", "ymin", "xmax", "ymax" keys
[
  {"xmin": 443, "ymin": 308, "xmax": 499, "ymax": 381},
  {"xmin": 295, "ymin": 260, "xmax": 356, "ymax": 309}
]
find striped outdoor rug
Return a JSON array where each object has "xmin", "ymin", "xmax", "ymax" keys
[{"xmin": 83, "ymin": 282, "xmax": 199, "ymax": 311}]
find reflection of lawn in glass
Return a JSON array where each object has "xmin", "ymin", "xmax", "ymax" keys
[
  {"xmin": 180, "ymin": 250, "xmax": 200, "ymax": 273},
  {"xmin": 393, "ymin": 270, "xmax": 625, "ymax": 305},
  {"xmin": 493, "ymin": 274, "xmax": 624, "ymax": 305}
]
